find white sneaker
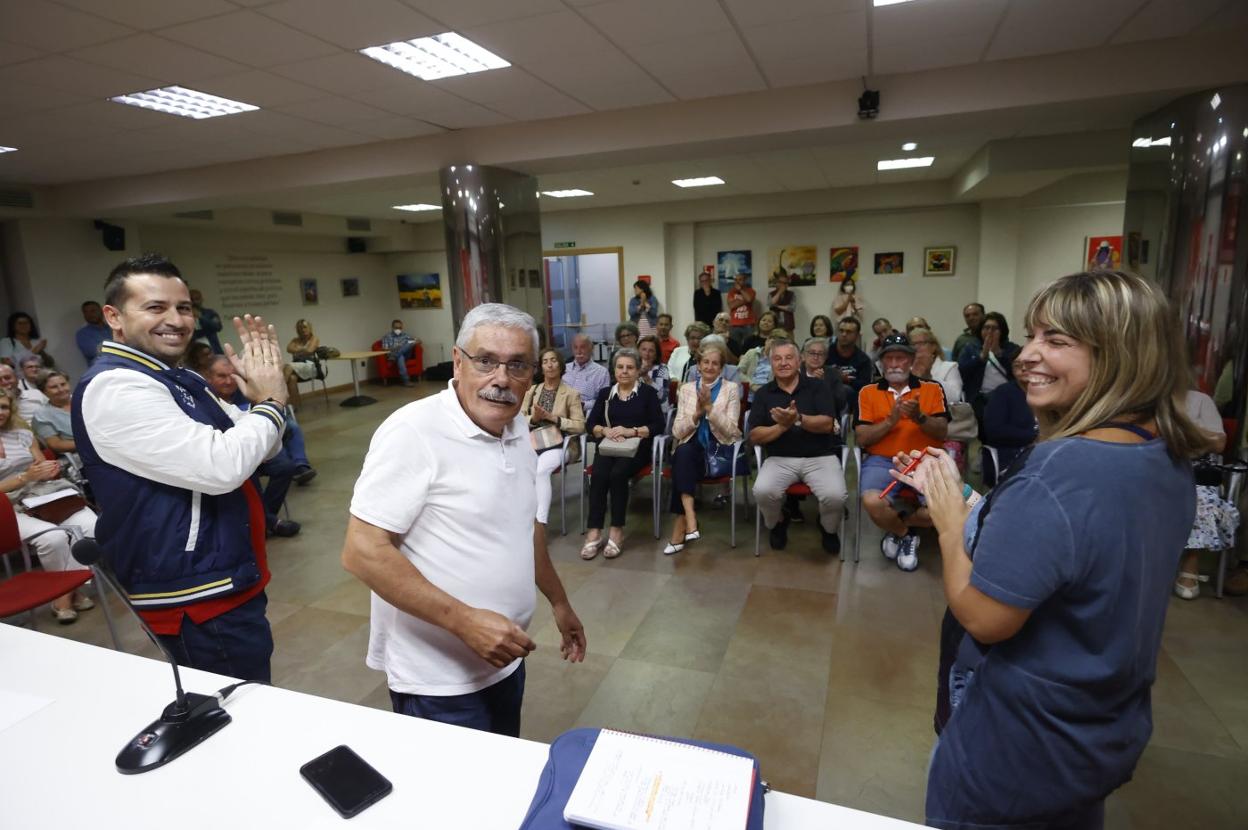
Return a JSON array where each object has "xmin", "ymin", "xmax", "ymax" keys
[
  {"xmin": 896, "ymin": 533, "xmax": 920, "ymax": 572},
  {"xmin": 881, "ymin": 533, "xmax": 901, "ymax": 560}
]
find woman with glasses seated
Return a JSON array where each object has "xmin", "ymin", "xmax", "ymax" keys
[
  {"xmin": 582, "ymin": 348, "xmax": 665, "ymax": 560},
  {"xmin": 519, "ymin": 348, "xmax": 586, "ymax": 532},
  {"xmin": 664, "ymin": 340, "xmax": 741, "ymax": 555},
  {"xmin": 636, "ymin": 335, "xmax": 671, "ymax": 414}
]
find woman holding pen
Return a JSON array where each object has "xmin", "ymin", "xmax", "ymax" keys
[{"xmin": 891, "ymin": 270, "xmax": 1207, "ymax": 830}]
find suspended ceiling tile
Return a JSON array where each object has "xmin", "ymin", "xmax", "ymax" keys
[
  {"xmin": 577, "ymin": 0, "xmax": 733, "ymax": 48},
  {"xmin": 523, "ymin": 50, "xmax": 675, "ymax": 110},
  {"xmin": 625, "ymin": 35, "xmax": 766, "ymax": 100},
  {"xmin": 352, "ymin": 80, "xmax": 485, "ymax": 117},
  {"xmin": 55, "ymin": 0, "xmax": 238, "ymax": 30},
  {"xmin": 270, "ymin": 52, "xmax": 411, "ymax": 95},
  {"xmin": 192, "ymin": 70, "xmax": 326, "ymax": 109},
  {"xmin": 70, "ymin": 34, "xmax": 249, "ymax": 84},
  {"xmin": 0, "ymin": 40, "xmax": 44, "ymax": 67},
  {"xmin": 432, "ymin": 67, "xmax": 590, "ymax": 117},
  {"xmin": 985, "ymin": 0, "xmax": 1142, "ymax": 61},
  {"xmin": 158, "ymin": 11, "xmax": 341, "ymax": 68},
  {"xmin": 743, "ymin": 10, "xmax": 867, "ymax": 87},
  {"xmin": 722, "ymin": 0, "xmax": 861, "ymax": 28},
  {"xmin": 260, "ymin": 0, "xmax": 442, "ymax": 50},
  {"xmin": 401, "ymin": 0, "xmax": 566, "ymax": 31},
  {"xmin": 873, "ymin": 0, "xmax": 1007, "ymax": 75},
  {"xmin": 0, "ymin": 0, "xmax": 135, "ymax": 52},
  {"xmin": 0, "ymin": 55, "xmax": 162, "ymax": 98},
  {"xmin": 276, "ymin": 95, "xmax": 398, "ymax": 127},
  {"xmin": 352, "ymin": 115, "xmax": 444, "ymax": 139},
  {"xmin": 464, "ymin": 10, "xmax": 616, "ymax": 66}
]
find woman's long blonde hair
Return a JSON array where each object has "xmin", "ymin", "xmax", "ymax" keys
[{"xmin": 1023, "ymin": 270, "xmax": 1208, "ymax": 458}]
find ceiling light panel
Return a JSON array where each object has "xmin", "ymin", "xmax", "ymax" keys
[
  {"xmin": 672, "ymin": 176, "xmax": 725, "ymax": 188},
  {"xmin": 109, "ymin": 86, "xmax": 259, "ymax": 119},
  {"xmin": 874, "ymin": 0, "xmax": 917, "ymax": 6},
  {"xmin": 877, "ymin": 156, "xmax": 935, "ymax": 170},
  {"xmin": 361, "ymin": 33, "xmax": 509, "ymax": 81},
  {"xmin": 902, "ymin": 142, "xmax": 918, "ymax": 151},
  {"xmin": 540, "ymin": 189, "xmax": 593, "ymax": 198},
  {"xmin": 393, "ymin": 203, "xmax": 441, "ymax": 211},
  {"xmin": 0, "ymin": 146, "xmax": 17, "ymax": 154}
]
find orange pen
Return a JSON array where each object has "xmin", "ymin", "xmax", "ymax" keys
[{"xmin": 879, "ymin": 454, "xmax": 923, "ymax": 500}]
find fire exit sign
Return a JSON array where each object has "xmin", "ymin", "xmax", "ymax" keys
[{"xmin": 554, "ymin": 241, "xmax": 576, "ymax": 248}]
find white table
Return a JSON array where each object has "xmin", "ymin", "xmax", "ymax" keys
[
  {"xmin": 326, "ymin": 350, "xmax": 388, "ymax": 407},
  {"xmin": 0, "ymin": 626, "xmax": 921, "ymax": 829}
]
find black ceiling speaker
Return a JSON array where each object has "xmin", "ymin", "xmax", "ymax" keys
[
  {"xmin": 346, "ymin": 236, "xmax": 367, "ymax": 254},
  {"xmin": 93, "ymin": 220, "xmax": 125, "ymax": 251},
  {"xmin": 857, "ymin": 89, "xmax": 880, "ymax": 120}
]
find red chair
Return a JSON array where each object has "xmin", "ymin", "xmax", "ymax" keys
[
  {"xmin": 0, "ymin": 497, "xmax": 118, "ymax": 645},
  {"xmin": 372, "ymin": 340, "xmax": 423, "ymax": 385},
  {"xmin": 656, "ymin": 383, "xmax": 751, "ymax": 548}
]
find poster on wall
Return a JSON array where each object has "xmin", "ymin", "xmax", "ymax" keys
[
  {"xmin": 1085, "ymin": 235, "xmax": 1123, "ymax": 271},
  {"xmin": 300, "ymin": 278, "xmax": 318, "ymax": 305},
  {"xmin": 716, "ymin": 250, "xmax": 752, "ymax": 292},
  {"xmin": 874, "ymin": 252, "xmax": 904, "ymax": 274},
  {"xmin": 341, "ymin": 277, "xmax": 360, "ymax": 297},
  {"xmin": 828, "ymin": 246, "xmax": 857, "ymax": 282},
  {"xmin": 923, "ymin": 246, "xmax": 956, "ymax": 276},
  {"xmin": 397, "ymin": 273, "xmax": 443, "ymax": 309},
  {"xmin": 769, "ymin": 246, "xmax": 817, "ymax": 287}
]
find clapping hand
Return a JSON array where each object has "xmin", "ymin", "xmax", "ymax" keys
[
  {"xmin": 899, "ymin": 398, "xmax": 921, "ymax": 421},
  {"xmin": 225, "ymin": 314, "xmax": 288, "ymax": 406},
  {"xmin": 532, "ymin": 402, "xmax": 553, "ymax": 424},
  {"xmin": 696, "ymin": 383, "xmax": 713, "ymax": 414},
  {"xmin": 770, "ymin": 401, "xmax": 799, "ymax": 429},
  {"xmin": 889, "ymin": 448, "xmax": 969, "ymax": 536},
  {"xmin": 26, "ymin": 459, "xmax": 61, "ymax": 482}
]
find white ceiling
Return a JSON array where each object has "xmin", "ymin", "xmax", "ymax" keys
[{"xmin": 0, "ymin": 0, "xmax": 1244, "ymax": 188}]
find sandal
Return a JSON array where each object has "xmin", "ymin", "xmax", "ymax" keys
[
  {"xmin": 604, "ymin": 539, "xmax": 622, "ymax": 559},
  {"xmin": 1174, "ymin": 571, "xmax": 1207, "ymax": 600},
  {"xmin": 663, "ymin": 542, "xmax": 685, "ymax": 556},
  {"xmin": 684, "ymin": 528, "xmax": 701, "ymax": 542},
  {"xmin": 580, "ymin": 539, "xmax": 604, "ymax": 560}
]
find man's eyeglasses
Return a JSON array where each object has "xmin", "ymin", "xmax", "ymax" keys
[
  {"xmin": 457, "ymin": 347, "xmax": 534, "ymax": 380},
  {"xmin": 805, "ymin": 350, "xmax": 827, "ymax": 358}
]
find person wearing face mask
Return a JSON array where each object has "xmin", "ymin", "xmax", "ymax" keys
[
  {"xmin": 832, "ymin": 276, "xmax": 864, "ymax": 322},
  {"xmin": 381, "ymin": 319, "xmax": 422, "ymax": 388},
  {"xmin": 855, "ymin": 333, "xmax": 951, "ymax": 572}
]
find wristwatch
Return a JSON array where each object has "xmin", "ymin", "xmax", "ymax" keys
[
  {"xmin": 794, "ymin": 413, "xmax": 803, "ymax": 430},
  {"xmin": 916, "ymin": 412, "xmax": 928, "ymax": 425}
]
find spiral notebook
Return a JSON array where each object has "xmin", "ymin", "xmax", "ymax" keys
[{"xmin": 562, "ymin": 729, "xmax": 755, "ymax": 830}]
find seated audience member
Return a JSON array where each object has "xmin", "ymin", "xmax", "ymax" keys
[
  {"xmin": 565, "ymin": 333, "xmax": 610, "ymax": 415},
  {"xmin": 958, "ymin": 311, "xmax": 1020, "ymax": 409},
  {"xmin": 76, "ymin": 301, "xmax": 110, "ymax": 366},
  {"xmin": 284, "ymin": 318, "xmax": 321, "ymax": 401},
  {"xmin": 981, "ymin": 357, "xmax": 1038, "ymax": 486},
  {"xmin": 610, "ymin": 322, "xmax": 640, "ymax": 379},
  {"xmin": 711, "ymin": 312, "xmax": 740, "ymax": 363},
  {"xmin": 381, "ymin": 319, "xmax": 421, "ymax": 387},
  {"xmin": 666, "ymin": 322, "xmax": 708, "ymax": 384},
  {"xmin": 855, "ymin": 334, "xmax": 950, "ymax": 571},
  {"xmin": 951, "ymin": 302, "xmax": 985, "ymax": 362},
  {"xmin": 694, "ymin": 270, "xmax": 723, "ymax": 326},
  {"xmin": 1175, "ymin": 388, "xmax": 1239, "ymax": 600},
  {"xmin": 868, "ymin": 317, "xmax": 896, "ymax": 362},
  {"xmin": 186, "ymin": 342, "xmax": 214, "ymax": 372},
  {"xmin": 904, "ymin": 316, "xmax": 930, "ymax": 336},
  {"xmin": 1, "ymin": 360, "xmax": 48, "ymax": 422},
  {"xmin": 582, "ymin": 348, "xmax": 665, "ymax": 561},
  {"xmin": 628, "ymin": 280, "xmax": 659, "ymax": 336},
  {"xmin": 740, "ymin": 310, "xmax": 778, "ymax": 354},
  {"xmin": 726, "ymin": 272, "xmax": 757, "ymax": 349},
  {"xmin": 0, "ymin": 392, "xmax": 96, "ymax": 622},
  {"xmin": 637, "ymin": 335, "xmax": 671, "ymax": 412},
  {"xmin": 1, "ymin": 312, "xmax": 52, "ymax": 368},
  {"xmin": 189, "ymin": 289, "xmax": 224, "ymax": 354},
  {"xmin": 685, "ymin": 335, "xmax": 741, "ymax": 384},
  {"xmin": 751, "ymin": 339, "xmax": 847, "ymax": 554},
  {"xmin": 768, "ymin": 273, "xmax": 796, "ymax": 333},
  {"xmin": 809, "ymin": 315, "xmax": 835, "ymax": 340},
  {"xmin": 910, "ymin": 327, "xmax": 968, "ymax": 471},
  {"xmin": 665, "ymin": 339, "xmax": 742, "ymax": 555},
  {"xmin": 800, "ymin": 337, "xmax": 848, "ymax": 414},
  {"xmin": 739, "ymin": 328, "xmax": 790, "ymax": 395},
  {"xmin": 828, "ymin": 317, "xmax": 874, "ymax": 414},
  {"xmin": 32, "ymin": 371, "xmax": 77, "ymax": 457},
  {"xmin": 656, "ymin": 314, "xmax": 679, "ymax": 363},
  {"xmin": 520, "ymin": 348, "xmax": 586, "ymax": 533},
  {"xmin": 202, "ymin": 356, "xmax": 303, "ymax": 537}
]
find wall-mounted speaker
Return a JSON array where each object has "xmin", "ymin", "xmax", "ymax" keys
[
  {"xmin": 346, "ymin": 237, "xmax": 367, "ymax": 254},
  {"xmin": 93, "ymin": 220, "xmax": 125, "ymax": 251}
]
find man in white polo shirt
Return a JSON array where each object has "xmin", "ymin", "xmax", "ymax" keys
[{"xmin": 342, "ymin": 303, "xmax": 586, "ymax": 737}]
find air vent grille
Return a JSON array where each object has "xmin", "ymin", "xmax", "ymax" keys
[
  {"xmin": 272, "ymin": 211, "xmax": 303, "ymax": 227},
  {"xmin": 0, "ymin": 189, "xmax": 34, "ymax": 209}
]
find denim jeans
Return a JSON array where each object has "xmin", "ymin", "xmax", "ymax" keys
[
  {"xmin": 256, "ymin": 448, "xmax": 297, "ymax": 529},
  {"xmin": 158, "ymin": 592, "xmax": 273, "ymax": 682},
  {"xmin": 390, "ymin": 342, "xmax": 415, "ymax": 379},
  {"xmin": 389, "ymin": 662, "xmax": 526, "ymax": 737}
]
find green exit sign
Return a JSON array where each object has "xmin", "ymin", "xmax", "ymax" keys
[{"xmin": 554, "ymin": 241, "xmax": 576, "ymax": 249}]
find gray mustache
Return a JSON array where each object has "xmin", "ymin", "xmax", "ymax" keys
[{"xmin": 479, "ymin": 387, "xmax": 518, "ymax": 404}]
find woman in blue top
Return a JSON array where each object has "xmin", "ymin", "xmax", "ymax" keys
[
  {"xmin": 627, "ymin": 280, "xmax": 659, "ymax": 336},
  {"xmin": 892, "ymin": 270, "xmax": 1208, "ymax": 830}
]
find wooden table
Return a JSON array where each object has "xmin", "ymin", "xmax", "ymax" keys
[{"xmin": 325, "ymin": 350, "xmax": 387, "ymax": 407}]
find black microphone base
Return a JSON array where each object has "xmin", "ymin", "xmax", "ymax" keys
[{"xmin": 116, "ymin": 693, "xmax": 232, "ymax": 774}]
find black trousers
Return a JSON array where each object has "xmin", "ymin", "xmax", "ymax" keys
[
  {"xmin": 587, "ymin": 452, "xmax": 650, "ymax": 529},
  {"xmin": 669, "ymin": 440, "xmax": 706, "ymax": 514}
]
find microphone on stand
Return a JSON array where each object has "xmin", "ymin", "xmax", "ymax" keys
[{"xmin": 72, "ymin": 539, "xmax": 232, "ymax": 774}]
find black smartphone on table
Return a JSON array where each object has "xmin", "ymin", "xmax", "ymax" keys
[{"xmin": 300, "ymin": 744, "xmax": 393, "ymax": 819}]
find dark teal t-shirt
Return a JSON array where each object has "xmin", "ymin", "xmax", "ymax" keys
[{"xmin": 928, "ymin": 435, "xmax": 1194, "ymax": 829}]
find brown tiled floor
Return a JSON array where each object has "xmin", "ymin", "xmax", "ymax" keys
[{"xmin": 30, "ymin": 380, "xmax": 1248, "ymax": 828}]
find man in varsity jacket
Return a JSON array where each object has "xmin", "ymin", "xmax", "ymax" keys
[{"xmin": 71, "ymin": 254, "xmax": 288, "ymax": 682}]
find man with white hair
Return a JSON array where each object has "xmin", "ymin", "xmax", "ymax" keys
[
  {"xmin": 564, "ymin": 332, "xmax": 609, "ymax": 415},
  {"xmin": 342, "ymin": 303, "xmax": 586, "ymax": 737},
  {"xmin": 855, "ymin": 333, "xmax": 950, "ymax": 572}
]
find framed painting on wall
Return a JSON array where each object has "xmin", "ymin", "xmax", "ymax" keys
[
  {"xmin": 340, "ymin": 277, "xmax": 360, "ymax": 297},
  {"xmin": 300, "ymin": 278, "xmax": 318, "ymax": 305},
  {"xmin": 397, "ymin": 273, "xmax": 443, "ymax": 308},
  {"xmin": 829, "ymin": 246, "xmax": 858, "ymax": 282},
  {"xmin": 770, "ymin": 245, "xmax": 817, "ymax": 287},
  {"xmin": 716, "ymin": 250, "xmax": 752, "ymax": 292},
  {"xmin": 1085, "ymin": 235, "xmax": 1123, "ymax": 271},
  {"xmin": 874, "ymin": 252, "xmax": 904, "ymax": 275},
  {"xmin": 923, "ymin": 247, "xmax": 956, "ymax": 276}
]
